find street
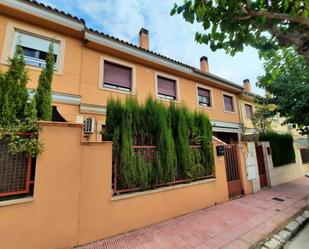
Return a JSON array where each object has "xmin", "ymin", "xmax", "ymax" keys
[{"xmin": 284, "ymin": 224, "xmax": 309, "ymax": 249}]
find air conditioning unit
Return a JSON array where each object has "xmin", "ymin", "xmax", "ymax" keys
[{"xmin": 84, "ymin": 117, "xmax": 95, "ymax": 134}]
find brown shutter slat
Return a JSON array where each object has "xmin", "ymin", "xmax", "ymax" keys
[
  {"xmin": 158, "ymin": 76, "xmax": 176, "ymax": 98},
  {"xmin": 198, "ymin": 88, "xmax": 210, "ymax": 97},
  {"xmin": 245, "ymin": 104, "xmax": 253, "ymax": 118},
  {"xmin": 224, "ymin": 95, "xmax": 234, "ymax": 112},
  {"xmin": 104, "ymin": 61, "xmax": 132, "ymax": 89}
]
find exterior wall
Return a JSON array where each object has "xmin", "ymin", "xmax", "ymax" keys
[
  {"xmin": 0, "ymin": 124, "xmax": 231, "ymax": 249},
  {"xmin": 240, "ymin": 97, "xmax": 301, "ymax": 138},
  {"xmin": 0, "ymin": 10, "xmax": 244, "ymax": 143},
  {"xmin": 239, "ymin": 98, "xmax": 255, "ymax": 134},
  {"xmin": 54, "ymin": 102, "xmax": 80, "ymax": 123},
  {"xmin": 260, "ymin": 142, "xmax": 308, "ymax": 187},
  {"xmin": 244, "ymin": 142, "xmax": 260, "ymax": 193},
  {"xmin": 0, "ymin": 123, "xmax": 83, "ymax": 249},
  {"xmin": 78, "ymin": 139, "xmax": 229, "ymax": 245},
  {"xmin": 79, "ymin": 47, "xmax": 241, "ymax": 124},
  {"xmin": 0, "ymin": 14, "xmax": 83, "ymax": 96},
  {"xmin": 237, "ymin": 142, "xmax": 253, "ymax": 195}
]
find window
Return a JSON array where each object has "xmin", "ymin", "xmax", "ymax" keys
[
  {"xmin": 245, "ymin": 104, "xmax": 253, "ymax": 118},
  {"xmin": 157, "ymin": 76, "xmax": 176, "ymax": 100},
  {"xmin": 198, "ymin": 87, "xmax": 212, "ymax": 107},
  {"xmin": 103, "ymin": 61, "xmax": 132, "ymax": 92},
  {"xmin": 14, "ymin": 31, "xmax": 60, "ymax": 69},
  {"xmin": 223, "ymin": 94, "xmax": 235, "ymax": 112},
  {"xmin": 0, "ymin": 135, "xmax": 36, "ymax": 201}
]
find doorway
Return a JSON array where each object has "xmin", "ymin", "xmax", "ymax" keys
[{"xmin": 255, "ymin": 145, "xmax": 268, "ymax": 188}]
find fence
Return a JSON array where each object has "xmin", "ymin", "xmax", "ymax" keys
[
  {"xmin": 300, "ymin": 148, "xmax": 309, "ymax": 164},
  {"xmin": 113, "ymin": 145, "xmax": 214, "ymax": 195},
  {"xmin": 0, "ymin": 134, "xmax": 34, "ymax": 199}
]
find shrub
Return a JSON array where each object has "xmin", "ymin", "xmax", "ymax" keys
[
  {"xmin": 105, "ymin": 98, "xmax": 123, "ymax": 141},
  {"xmin": 105, "ymin": 96, "xmax": 213, "ymax": 192},
  {"xmin": 259, "ymin": 132, "xmax": 295, "ymax": 167},
  {"xmin": 0, "ymin": 46, "xmax": 42, "ymax": 156},
  {"xmin": 169, "ymin": 104, "xmax": 190, "ymax": 178},
  {"xmin": 35, "ymin": 44, "xmax": 55, "ymax": 121}
]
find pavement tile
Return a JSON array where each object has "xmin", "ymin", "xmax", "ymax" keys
[
  {"xmin": 240, "ymin": 230, "xmax": 264, "ymax": 244},
  {"xmin": 222, "ymin": 239, "xmax": 250, "ymax": 249},
  {"xmin": 76, "ymin": 177, "xmax": 309, "ymax": 249}
]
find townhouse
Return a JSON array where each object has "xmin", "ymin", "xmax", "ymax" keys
[
  {"xmin": 2, "ymin": 2, "xmax": 308, "ymax": 249},
  {"xmin": 0, "ymin": 0, "xmax": 244, "ymax": 145},
  {"xmin": 239, "ymin": 80, "xmax": 302, "ymax": 140}
]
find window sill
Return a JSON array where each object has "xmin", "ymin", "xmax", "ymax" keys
[
  {"xmin": 157, "ymin": 96, "xmax": 178, "ymax": 103},
  {"xmin": 0, "ymin": 196, "xmax": 34, "ymax": 207},
  {"xmin": 99, "ymin": 86, "xmax": 134, "ymax": 95},
  {"xmin": 198, "ymin": 105, "xmax": 214, "ymax": 110},
  {"xmin": 0, "ymin": 61, "xmax": 63, "ymax": 75},
  {"xmin": 223, "ymin": 110, "xmax": 237, "ymax": 114},
  {"xmin": 110, "ymin": 178, "xmax": 216, "ymax": 202},
  {"xmin": 26, "ymin": 64, "xmax": 62, "ymax": 75}
]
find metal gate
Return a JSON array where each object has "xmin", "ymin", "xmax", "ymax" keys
[
  {"xmin": 224, "ymin": 144, "xmax": 242, "ymax": 198},
  {"xmin": 255, "ymin": 145, "xmax": 268, "ymax": 188}
]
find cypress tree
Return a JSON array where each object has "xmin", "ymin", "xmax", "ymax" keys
[
  {"xmin": 0, "ymin": 71, "xmax": 4, "ymax": 105},
  {"xmin": 24, "ymin": 98, "xmax": 37, "ymax": 126},
  {"xmin": 0, "ymin": 46, "xmax": 42, "ymax": 156},
  {"xmin": 35, "ymin": 43, "xmax": 55, "ymax": 121},
  {"xmin": 105, "ymin": 98, "xmax": 123, "ymax": 140},
  {"xmin": 118, "ymin": 102, "xmax": 135, "ymax": 188},
  {"xmin": 157, "ymin": 103, "xmax": 176, "ymax": 182},
  {"xmin": 198, "ymin": 112, "xmax": 214, "ymax": 175},
  {"xmin": 4, "ymin": 46, "xmax": 29, "ymax": 122}
]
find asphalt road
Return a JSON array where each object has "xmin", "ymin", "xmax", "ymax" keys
[{"xmin": 284, "ymin": 224, "xmax": 309, "ymax": 249}]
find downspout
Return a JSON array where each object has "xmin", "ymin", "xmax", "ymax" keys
[
  {"xmin": 76, "ymin": 22, "xmax": 87, "ymax": 247},
  {"xmin": 237, "ymin": 93, "xmax": 245, "ymax": 141}
]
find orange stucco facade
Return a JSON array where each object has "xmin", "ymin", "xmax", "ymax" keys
[
  {"xmin": 0, "ymin": 2, "xmax": 254, "ymax": 248},
  {"xmin": 0, "ymin": 2, "xmax": 243, "ymax": 143},
  {"xmin": 0, "ymin": 123, "xmax": 252, "ymax": 249}
]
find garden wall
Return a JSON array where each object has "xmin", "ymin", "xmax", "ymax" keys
[
  {"xmin": 78, "ymin": 139, "xmax": 229, "ymax": 245},
  {"xmin": 0, "ymin": 123, "xmax": 230, "ymax": 249},
  {"xmin": 0, "ymin": 123, "xmax": 82, "ymax": 249},
  {"xmin": 259, "ymin": 142, "xmax": 308, "ymax": 187}
]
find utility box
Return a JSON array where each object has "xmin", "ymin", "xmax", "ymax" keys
[{"xmin": 216, "ymin": 145, "xmax": 224, "ymax": 156}]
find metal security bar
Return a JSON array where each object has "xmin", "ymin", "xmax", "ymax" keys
[
  {"xmin": 224, "ymin": 144, "xmax": 242, "ymax": 198},
  {"xmin": 113, "ymin": 145, "xmax": 214, "ymax": 195},
  {"xmin": 0, "ymin": 136, "xmax": 32, "ymax": 198}
]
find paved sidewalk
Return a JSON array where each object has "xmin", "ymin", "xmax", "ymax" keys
[{"xmin": 77, "ymin": 178, "xmax": 309, "ymax": 249}]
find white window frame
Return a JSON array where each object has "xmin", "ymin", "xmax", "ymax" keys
[
  {"xmin": 0, "ymin": 22, "xmax": 65, "ymax": 74},
  {"xmin": 13, "ymin": 29, "xmax": 61, "ymax": 70},
  {"xmin": 222, "ymin": 92, "xmax": 237, "ymax": 113},
  {"xmin": 99, "ymin": 56, "xmax": 136, "ymax": 95},
  {"xmin": 155, "ymin": 71, "xmax": 180, "ymax": 102},
  {"xmin": 196, "ymin": 84, "xmax": 214, "ymax": 109}
]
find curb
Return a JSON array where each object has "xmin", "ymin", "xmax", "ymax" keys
[{"xmin": 260, "ymin": 209, "xmax": 309, "ymax": 249}]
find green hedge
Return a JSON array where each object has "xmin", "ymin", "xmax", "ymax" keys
[
  {"xmin": 105, "ymin": 96, "xmax": 213, "ymax": 190},
  {"xmin": 259, "ymin": 132, "xmax": 295, "ymax": 167}
]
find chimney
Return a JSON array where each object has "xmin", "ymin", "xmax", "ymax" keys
[
  {"xmin": 243, "ymin": 79, "xmax": 251, "ymax": 93},
  {"xmin": 200, "ymin": 56, "xmax": 209, "ymax": 73},
  {"xmin": 139, "ymin": 28, "xmax": 149, "ymax": 50}
]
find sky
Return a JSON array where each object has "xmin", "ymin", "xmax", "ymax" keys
[{"xmin": 38, "ymin": 0, "xmax": 265, "ymax": 95}]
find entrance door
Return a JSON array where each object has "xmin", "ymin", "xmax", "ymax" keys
[
  {"xmin": 255, "ymin": 145, "xmax": 268, "ymax": 188},
  {"xmin": 224, "ymin": 144, "xmax": 242, "ymax": 198}
]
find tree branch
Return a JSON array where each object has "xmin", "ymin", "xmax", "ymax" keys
[
  {"xmin": 249, "ymin": 10, "xmax": 309, "ymax": 26},
  {"xmin": 268, "ymin": 24, "xmax": 309, "ymax": 63},
  {"xmin": 237, "ymin": 4, "xmax": 309, "ymax": 27}
]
